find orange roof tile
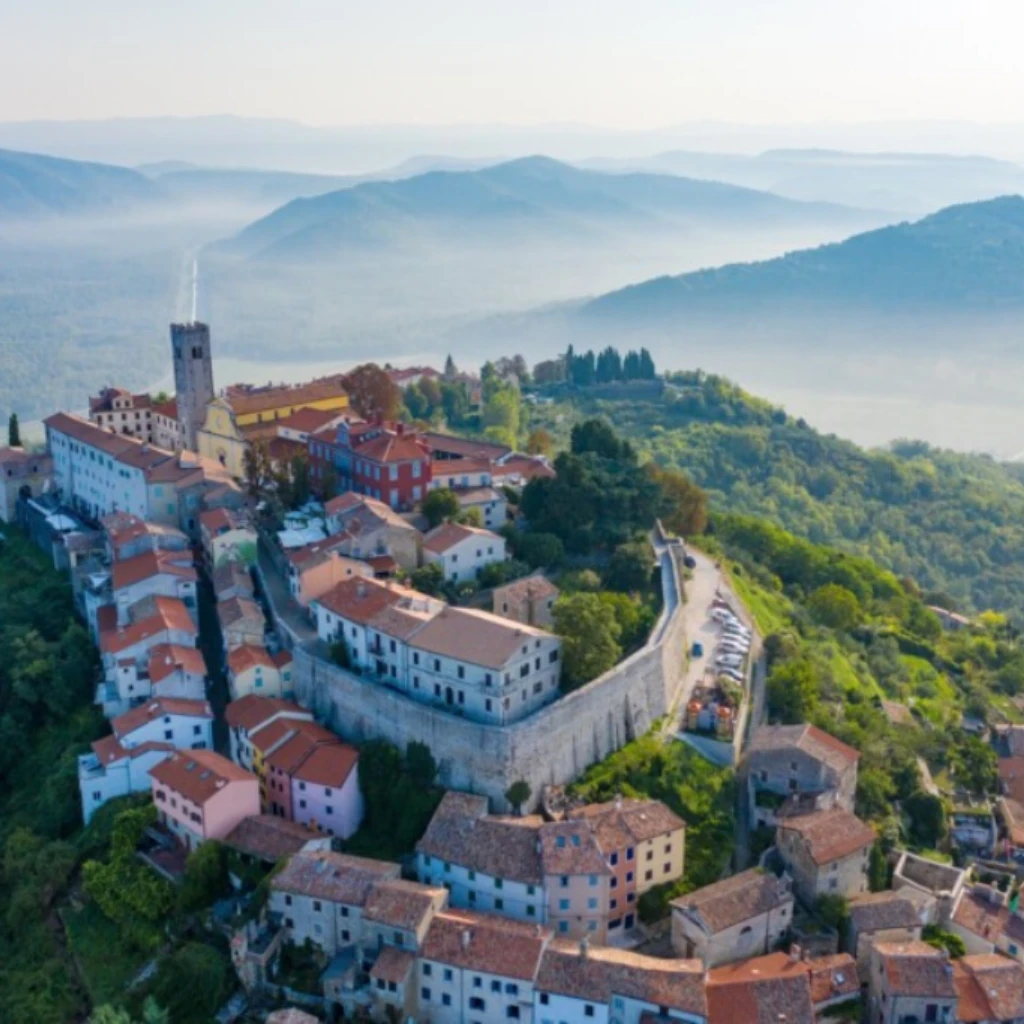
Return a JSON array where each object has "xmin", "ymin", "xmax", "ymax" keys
[
  {"xmin": 224, "ymin": 694, "xmax": 307, "ymax": 732},
  {"xmin": 779, "ymin": 807, "xmax": 875, "ymax": 865},
  {"xmin": 112, "ymin": 697, "xmax": 212, "ymax": 738},
  {"xmin": 147, "ymin": 644, "xmax": 207, "ymax": 683},
  {"xmin": 149, "ymin": 749, "xmax": 255, "ymax": 805},
  {"xmin": 111, "ymin": 549, "xmax": 196, "ymax": 591},
  {"xmin": 227, "ymin": 644, "xmax": 277, "ymax": 676},
  {"xmin": 99, "ymin": 597, "xmax": 197, "ymax": 654}
]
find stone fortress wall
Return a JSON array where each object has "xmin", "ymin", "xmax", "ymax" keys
[{"xmin": 291, "ymin": 525, "xmax": 689, "ymax": 812}]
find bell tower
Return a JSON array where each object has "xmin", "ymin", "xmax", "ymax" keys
[{"xmin": 170, "ymin": 321, "xmax": 215, "ymax": 453}]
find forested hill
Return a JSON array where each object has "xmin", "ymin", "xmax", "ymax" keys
[
  {"xmin": 529, "ymin": 373, "xmax": 1024, "ymax": 618},
  {"xmin": 581, "ymin": 194, "xmax": 1024, "ymax": 318},
  {"xmin": 0, "ymin": 148, "xmax": 162, "ymax": 219}
]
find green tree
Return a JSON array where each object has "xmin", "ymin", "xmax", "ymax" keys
[
  {"xmin": 951, "ymin": 736, "xmax": 998, "ymax": 796},
  {"xmin": 526, "ymin": 428, "xmax": 554, "ymax": 455},
  {"xmin": 241, "ymin": 439, "xmax": 271, "ymax": 498},
  {"xmin": 606, "ymin": 539, "xmax": 657, "ymax": 594},
  {"xmin": 177, "ymin": 840, "xmax": 230, "ymax": 914},
  {"xmin": 518, "ymin": 532, "xmax": 565, "ymax": 569},
  {"xmin": 505, "ymin": 780, "xmax": 531, "ymax": 815},
  {"xmin": 553, "ymin": 593, "xmax": 622, "ymax": 689},
  {"xmin": 342, "ymin": 363, "xmax": 402, "ymax": 421},
  {"xmin": 766, "ymin": 658, "xmax": 818, "ymax": 724},
  {"xmin": 146, "ymin": 943, "xmax": 232, "ymax": 1024},
  {"xmin": 903, "ymin": 790, "xmax": 947, "ymax": 847},
  {"xmin": 7, "ymin": 412, "xmax": 20, "ymax": 448},
  {"xmin": 808, "ymin": 584, "xmax": 862, "ymax": 631},
  {"xmin": 922, "ymin": 924, "xmax": 966, "ymax": 959},
  {"xmin": 647, "ymin": 464, "xmax": 708, "ymax": 537},
  {"xmin": 410, "ymin": 562, "xmax": 444, "ymax": 595},
  {"xmin": 868, "ymin": 842, "xmax": 890, "ymax": 892},
  {"xmin": 815, "ymin": 893, "xmax": 849, "ymax": 931},
  {"xmin": 597, "ymin": 591, "xmax": 655, "ymax": 651},
  {"xmin": 454, "ymin": 506, "xmax": 483, "ymax": 528},
  {"xmin": 330, "ymin": 639, "xmax": 351, "ymax": 669},
  {"xmin": 421, "ymin": 488, "xmax": 460, "ymax": 527},
  {"xmin": 405, "ymin": 742, "xmax": 438, "ymax": 786}
]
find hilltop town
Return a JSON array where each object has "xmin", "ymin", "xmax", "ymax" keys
[{"xmin": 6, "ymin": 325, "xmax": 1024, "ymax": 1024}]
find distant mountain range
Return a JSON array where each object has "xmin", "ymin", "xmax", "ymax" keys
[
  {"xmin": 580, "ymin": 195, "xmax": 1024, "ymax": 320},
  {"xmin": 583, "ymin": 149, "xmax": 1024, "ymax": 215},
  {"xmin": 0, "ymin": 148, "xmax": 160, "ymax": 219},
  {"xmin": 212, "ymin": 155, "xmax": 879, "ymax": 263}
]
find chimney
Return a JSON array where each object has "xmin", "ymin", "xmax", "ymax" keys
[
  {"xmin": 789, "ymin": 944, "xmax": 801, "ymax": 962},
  {"xmin": 461, "ymin": 929, "xmax": 471, "ymax": 951}
]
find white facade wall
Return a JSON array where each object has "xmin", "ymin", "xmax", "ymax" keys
[
  {"xmin": 78, "ymin": 746, "xmax": 170, "ymax": 824},
  {"xmin": 425, "ymin": 532, "xmax": 506, "ymax": 584},
  {"xmin": 269, "ymin": 889, "xmax": 367, "ymax": 958},
  {"xmin": 121, "ymin": 710, "xmax": 213, "ymax": 752},
  {"xmin": 48, "ymin": 426, "xmax": 149, "ymax": 519},
  {"xmin": 417, "ymin": 853, "xmax": 544, "ymax": 923},
  {"xmin": 535, "ymin": 991, "xmax": 609, "ymax": 1024},
  {"xmin": 418, "ymin": 960, "xmax": 536, "ymax": 1024},
  {"xmin": 115, "ymin": 575, "xmax": 197, "ymax": 626}
]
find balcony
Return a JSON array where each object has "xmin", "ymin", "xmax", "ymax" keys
[{"xmin": 78, "ymin": 753, "xmax": 107, "ymax": 782}]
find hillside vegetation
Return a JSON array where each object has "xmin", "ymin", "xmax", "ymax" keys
[{"xmin": 527, "ymin": 372, "xmax": 1024, "ymax": 619}]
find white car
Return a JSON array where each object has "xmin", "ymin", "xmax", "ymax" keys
[
  {"xmin": 723, "ymin": 623, "xmax": 751, "ymax": 638},
  {"xmin": 719, "ymin": 642, "xmax": 749, "ymax": 656},
  {"xmin": 719, "ymin": 667, "xmax": 745, "ymax": 683},
  {"xmin": 717, "ymin": 655, "xmax": 743, "ymax": 668}
]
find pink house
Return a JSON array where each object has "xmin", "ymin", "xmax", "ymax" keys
[
  {"xmin": 263, "ymin": 721, "xmax": 363, "ymax": 839},
  {"xmin": 149, "ymin": 749, "xmax": 260, "ymax": 851}
]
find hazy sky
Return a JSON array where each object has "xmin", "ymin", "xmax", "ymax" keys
[{"xmin": 3, "ymin": 0, "xmax": 1024, "ymax": 126}]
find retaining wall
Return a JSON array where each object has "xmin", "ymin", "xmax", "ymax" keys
[{"xmin": 292, "ymin": 530, "xmax": 688, "ymax": 811}]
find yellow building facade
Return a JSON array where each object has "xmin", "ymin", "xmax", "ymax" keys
[{"xmin": 197, "ymin": 378, "xmax": 349, "ymax": 478}]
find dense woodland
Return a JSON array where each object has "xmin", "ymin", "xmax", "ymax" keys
[{"xmin": 525, "ymin": 370, "xmax": 1024, "ymax": 620}]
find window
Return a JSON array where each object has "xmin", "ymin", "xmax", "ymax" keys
[
  {"xmin": 284, "ymin": 895, "xmax": 293, "ymax": 906},
  {"xmin": 469, "ymin": 997, "xmax": 485, "ymax": 1011},
  {"xmin": 423, "ymin": 963, "xmax": 432, "ymax": 976},
  {"xmin": 442, "ymin": 994, "xmax": 452, "ymax": 1007},
  {"xmin": 394, "ymin": 932, "xmax": 403, "ymax": 946},
  {"xmin": 664, "ymin": 863, "xmax": 671, "ymax": 874},
  {"xmin": 313, "ymin": 900, "xmax": 322, "ymax": 912},
  {"xmin": 505, "ymin": 983, "xmax": 519, "ymax": 996},
  {"xmin": 473, "ymin": 977, "xmax": 482, "ymax": 989},
  {"xmin": 507, "ymin": 1007, "xmax": 520, "ymax": 1020},
  {"xmin": 556, "ymin": 836, "xmax": 566, "ymax": 849},
  {"xmin": 539, "ymin": 993, "xmax": 549, "ymax": 1006},
  {"xmin": 527, "ymin": 905, "xmax": 536, "ymax": 917},
  {"xmin": 584, "ymin": 1005, "xmax": 595, "ymax": 1018},
  {"xmin": 645, "ymin": 870, "xmax": 653, "ymax": 882},
  {"xmin": 491, "ymin": 980, "xmax": 501, "ymax": 993},
  {"xmin": 193, "ymin": 724, "xmax": 202, "ymax": 735},
  {"xmin": 588, "ymin": 875, "xmax": 598, "ymax": 887},
  {"xmin": 164, "ymin": 729, "xmax": 173, "ymax": 740},
  {"xmin": 925, "ymin": 1007, "xmax": 938, "ymax": 1023},
  {"xmin": 443, "ymin": 968, "xmax": 453, "ymax": 982},
  {"xmin": 610, "ymin": 877, "xmax": 618, "ymax": 890},
  {"xmin": 494, "ymin": 878, "xmax": 503, "ymax": 889},
  {"xmin": 560, "ymin": 876, "xmax": 569, "ymax": 888},
  {"xmin": 421, "ymin": 987, "xmax": 431, "ymax": 1002},
  {"xmin": 326, "ymin": 806, "xmax": 333, "ymax": 815},
  {"xmin": 298, "ymin": 781, "xmax": 306, "ymax": 792},
  {"xmin": 588, "ymin": 897, "xmax": 598, "ymax": 909},
  {"xmin": 609, "ymin": 852, "xmax": 619, "ymax": 866},
  {"xmin": 495, "ymin": 897, "xmax": 504, "ymax": 910},
  {"xmin": 558, "ymin": 921, "xmax": 568, "ymax": 934},
  {"xmin": 626, "ymin": 871, "xmax": 634, "ymax": 883},
  {"xmin": 559, "ymin": 899, "xmax": 570, "ymax": 911},
  {"xmin": 299, "ymin": 799, "xmax": 307, "ymax": 809}
]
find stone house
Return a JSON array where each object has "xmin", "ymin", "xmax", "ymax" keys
[
  {"xmin": 534, "ymin": 940, "xmax": 707, "ymax": 1024},
  {"xmin": 147, "ymin": 643, "xmax": 207, "ymax": 700},
  {"xmin": 416, "ymin": 791, "xmax": 684, "ymax": 943},
  {"xmin": 892, "ymin": 851, "xmax": 968, "ymax": 925},
  {"xmin": 361, "ymin": 878, "xmax": 448, "ymax": 956},
  {"xmin": 0, "ymin": 447, "xmax": 52, "ymax": 523},
  {"xmin": 268, "ymin": 849, "xmax": 401, "ymax": 957},
  {"xmin": 740, "ymin": 723, "xmax": 860, "ymax": 828},
  {"xmin": 422, "ymin": 522, "xmax": 507, "ymax": 584},
  {"xmin": 418, "ymin": 908, "xmax": 550, "ymax": 1024},
  {"xmin": 670, "ymin": 869, "xmax": 794, "ymax": 967},
  {"xmin": 846, "ymin": 890, "xmax": 930, "ymax": 976},
  {"xmin": 217, "ymin": 596, "xmax": 266, "ymax": 652},
  {"xmin": 213, "ymin": 560, "xmax": 255, "ymax": 603},
  {"xmin": 776, "ymin": 807, "xmax": 875, "ymax": 905},
  {"xmin": 949, "ymin": 885, "xmax": 1024, "ymax": 964},
  {"xmin": 322, "ymin": 491, "xmax": 421, "ymax": 572},
  {"xmin": 952, "ymin": 953, "xmax": 1024, "ymax": 1023},
  {"xmin": 705, "ymin": 951, "xmax": 859, "ymax": 1024},
  {"xmin": 493, "ymin": 574, "xmax": 560, "ymax": 629},
  {"xmin": 867, "ymin": 940, "xmax": 957, "ymax": 1024}
]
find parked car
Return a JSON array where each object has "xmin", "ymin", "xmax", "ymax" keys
[
  {"xmin": 683, "ymin": 555, "xmax": 697, "ymax": 570},
  {"xmin": 691, "ymin": 641, "xmax": 704, "ymax": 657},
  {"xmin": 719, "ymin": 642, "xmax": 749, "ymax": 656},
  {"xmin": 717, "ymin": 654, "xmax": 743, "ymax": 668},
  {"xmin": 723, "ymin": 623, "xmax": 751, "ymax": 638},
  {"xmin": 719, "ymin": 667, "xmax": 745, "ymax": 683}
]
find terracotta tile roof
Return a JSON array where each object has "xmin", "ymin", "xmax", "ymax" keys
[
  {"xmin": 276, "ymin": 407, "xmax": 346, "ymax": 434},
  {"xmin": 417, "ymin": 792, "xmax": 544, "ymax": 886},
  {"xmin": 112, "ymin": 697, "xmax": 212, "ymax": 738},
  {"xmin": 227, "ymin": 643, "xmax": 277, "ymax": 676},
  {"xmin": 746, "ymin": 723, "xmax": 860, "ymax": 773},
  {"xmin": 263, "ymin": 721, "xmax": 339, "ymax": 771},
  {"xmin": 367, "ymin": 603, "xmax": 435, "ymax": 640},
  {"xmin": 92, "ymin": 734, "xmax": 174, "ymax": 766},
  {"xmin": 271, "ymin": 850, "xmax": 399, "ymax": 904},
  {"xmin": 778, "ymin": 807, "xmax": 875, "ymax": 865},
  {"xmin": 847, "ymin": 890, "xmax": 924, "ymax": 934},
  {"xmin": 422, "ymin": 521, "xmax": 502, "ymax": 555},
  {"xmin": 410, "ymin": 606, "xmax": 550, "ymax": 670},
  {"xmin": 149, "ymin": 749, "xmax": 255, "ymax": 806},
  {"xmin": 387, "ymin": 366, "xmax": 441, "ymax": 385},
  {"xmin": 538, "ymin": 820, "xmax": 610, "ymax": 877},
  {"xmin": 354, "ymin": 430, "xmax": 428, "ymax": 464},
  {"xmin": 953, "ymin": 888, "xmax": 1024, "ymax": 945},
  {"xmin": 421, "ymin": 908, "xmax": 549, "ymax": 981},
  {"xmin": 221, "ymin": 814, "xmax": 321, "ymax": 861},
  {"xmin": 455, "ymin": 486, "xmax": 503, "ymax": 504},
  {"xmin": 706, "ymin": 952, "xmax": 857, "ymax": 1023},
  {"xmin": 265, "ymin": 437, "xmax": 307, "ymax": 464},
  {"xmin": 366, "ymin": 554, "xmax": 398, "ymax": 574},
  {"xmin": 431, "ymin": 458, "xmax": 494, "ymax": 479},
  {"xmin": 492, "ymin": 453, "xmax": 556, "ymax": 483},
  {"xmin": 224, "ymin": 694, "xmax": 308, "ymax": 732},
  {"xmin": 537, "ymin": 940, "xmax": 706, "ymax": 1014},
  {"xmin": 250, "ymin": 717, "xmax": 302, "ymax": 755},
  {"xmin": 45, "ymin": 412, "xmax": 142, "ymax": 457},
  {"xmin": 272, "ymin": 650, "xmax": 293, "ymax": 669},
  {"xmin": 955, "ymin": 953, "xmax": 1024, "ymax": 1022},
  {"xmin": 99, "ymin": 596, "xmax": 198, "ymax": 654},
  {"xmin": 671, "ymin": 869, "xmax": 793, "ymax": 933},
  {"xmin": 569, "ymin": 798, "xmax": 685, "ymax": 845},
  {"xmin": 369, "ymin": 946, "xmax": 417, "ymax": 985},
  {"xmin": 223, "ymin": 379, "xmax": 348, "ymax": 417},
  {"xmin": 213, "ymin": 560, "xmax": 254, "ymax": 598},
  {"xmin": 324, "ymin": 491, "xmax": 417, "ymax": 532},
  {"xmin": 1000, "ymin": 796, "xmax": 1024, "ymax": 847},
  {"xmin": 147, "ymin": 643, "xmax": 206, "ymax": 683},
  {"xmin": 315, "ymin": 577, "xmax": 422, "ymax": 625},
  {"xmin": 426, "ymin": 433, "xmax": 510, "ymax": 460},
  {"xmin": 0, "ymin": 446, "xmax": 49, "ymax": 467},
  {"xmin": 216, "ymin": 595, "xmax": 265, "ymax": 629},
  {"xmin": 875, "ymin": 940, "xmax": 957, "ymax": 998},
  {"xmin": 199, "ymin": 506, "xmax": 250, "ymax": 534},
  {"xmin": 101, "ymin": 512, "xmax": 149, "ymax": 548},
  {"xmin": 361, "ymin": 879, "xmax": 446, "ymax": 933},
  {"xmin": 290, "ymin": 741, "xmax": 358, "ymax": 789},
  {"xmin": 111, "ymin": 549, "xmax": 196, "ymax": 590},
  {"xmin": 496, "ymin": 574, "xmax": 559, "ymax": 603},
  {"xmin": 1000, "ymin": 757, "xmax": 1024, "ymax": 803},
  {"xmin": 151, "ymin": 398, "xmax": 178, "ymax": 420}
]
